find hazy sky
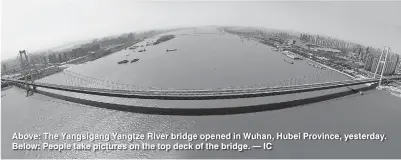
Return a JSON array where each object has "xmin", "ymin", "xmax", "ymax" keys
[{"xmin": 2, "ymin": 0, "xmax": 401, "ymax": 60}]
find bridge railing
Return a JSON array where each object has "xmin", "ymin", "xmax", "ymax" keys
[
  {"xmin": 2, "ymin": 77, "xmax": 380, "ymax": 94},
  {"xmin": 3, "ymin": 76, "xmax": 399, "ymax": 100}
]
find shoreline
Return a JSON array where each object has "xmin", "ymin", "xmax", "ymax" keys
[
  {"xmin": 297, "ymin": 52, "xmax": 400, "ymax": 99},
  {"xmin": 302, "ymin": 56, "xmax": 355, "ymax": 79},
  {"xmin": 380, "ymin": 86, "xmax": 401, "ymax": 98},
  {"xmin": 248, "ymin": 36, "xmax": 356, "ymax": 80},
  {"xmin": 255, "ymin": 39, "xmax": 355, "ymax": 80}
]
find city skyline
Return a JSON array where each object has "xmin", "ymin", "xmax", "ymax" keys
[{"xmin": 2, "ymin": 0, "xmax": 401, "ymax": 60}]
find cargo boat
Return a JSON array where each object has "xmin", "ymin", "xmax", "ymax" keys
[
  {"xmin": 131, "ymin": 59, "xmax": 139, "ymax": 63},
  {"xmin": 166, "ymin": 49, "xmax": 177, "ymax": 52},
  {"xmin": 117, "ymin": 60, "xmax": 129, "ymax": 64}
]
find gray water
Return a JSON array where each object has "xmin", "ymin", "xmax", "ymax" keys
[{"xmin": 2, "ymin": 27, "xmax": 401, "ymax": 159}]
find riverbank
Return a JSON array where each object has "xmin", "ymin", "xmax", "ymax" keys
[
  {"xmin": 379, "ymin": 86, "xmax": 401, "ymax": 98},
  {"xmin": 302, "ymin": 52, "xmax": 401, "ymax": 99},
  {"xmin": 237, "ymin": 32, "xmax": 356, "ymax": 80},
  {"xmin": 303, "ymin": 56, "xmax": 355, "ymax": 79}
]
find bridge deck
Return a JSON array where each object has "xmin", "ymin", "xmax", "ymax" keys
[{"xmin": 4, "ymin": 77, "xmax": 400, "ymax": 100}]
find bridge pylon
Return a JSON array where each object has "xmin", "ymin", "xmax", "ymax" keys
[
  {"xmin": 373, "ymin": 46, "xmax": 391, "ymax": 87},
  {"xmin": 18, "ymin": 50, "xmax": 36, "ymax": 96}
]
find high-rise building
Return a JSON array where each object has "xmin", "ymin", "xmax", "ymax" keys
[
  {"xmin": 128, "ymin": 33, "xmax": 135, "ymax": 42},
  {"xmin": 370, "ymin": 57, "xmax": 380, "ymax": 74},
  {"xmin": 386, "ymin": 53, "xmax": 399, "ymax": 75},
  {"xmin": 365, "ymin": 51, "xmax": 400, "ymax": 76},
  {"xmin": 363, "ymin": 47, "xmax": 370, "ymax": 60},
  {"xmin": 364, "ymin": 52, "xmax": 375, "ymax": 71},
  {"xmin": 362, "ymin": 48, "xmax": 369, "ymax": 60},
  {"xmin": 396, "ymin": 60, "xmax": 401, "ymax": 74},
  {"xmin": 2, "ymin": 64, "xmax": 7, "ymax": 75},
  {"xmin": 358, "ymin": 48, "xmax": 363, "ymax": 59}
]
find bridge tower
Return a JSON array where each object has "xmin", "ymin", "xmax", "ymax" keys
[
  {"xmin": 373, "ymin": 46, "xmax": 391, "ymax": 87},
  {"xmin": 18, "ymin": 50, "xmax": 35, "ymax": 96}
]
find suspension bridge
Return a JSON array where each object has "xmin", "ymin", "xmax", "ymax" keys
[
  {"xmin": 2, "ymin": 42, "xmax": 400, "ymax": 102},
  {"xmin": 2, "ymin": 67, "xmax": 401, "ymax": 100}
]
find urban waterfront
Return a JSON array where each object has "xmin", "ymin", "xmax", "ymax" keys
[{"xmin": 2, "ymin": 27, "xmax": 401, "ymax": 158}]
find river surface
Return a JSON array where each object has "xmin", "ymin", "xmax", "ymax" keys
[{"xmin": 2, "ymin": 27, "xmax": 401, "ymax": 158}]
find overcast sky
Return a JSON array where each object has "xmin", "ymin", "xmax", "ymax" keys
[{"xmin": 2, "ymin": 0, "xmax": 401, "ymax": 60}]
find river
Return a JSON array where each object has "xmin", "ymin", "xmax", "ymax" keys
[{"xmin": 2, "ymin": 27, "xmax": 401, "ymax": 158}]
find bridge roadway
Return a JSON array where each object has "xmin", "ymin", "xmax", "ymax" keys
[{"xmin": 3, "ymin": 76, "xmax": 401, "ymax": 100}]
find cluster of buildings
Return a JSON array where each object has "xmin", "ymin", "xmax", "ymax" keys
[
  {"xmin": 309, "ymin": 47, "xmax": 342, "ymax": 53},
  {"xmin": 361, "ymin": 50, "xmax": 399, "ymax": 76},
  {"xmin": 300, "ymin": 33, "xmax": 358, "ymax": 50},
  {"xmin": 263, "ymin": 32, "xmax": 400, "ymax": 78},
  {"xmin": 71, "ymin": 43, "xmax": 101, "ymax": 58},
  {"xmin": 397, "ymin": 63, "xmax": 401, "ymax": 74},
  {"xmin": 223, "ymin": 26, "xmax": 401, "ymax": 97}
]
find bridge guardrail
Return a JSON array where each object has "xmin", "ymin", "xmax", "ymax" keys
[{"xmin": 2, "ymin": 76, "xmax": 395, "ymax": 100}]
